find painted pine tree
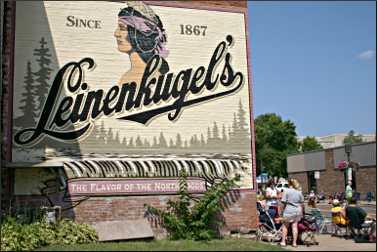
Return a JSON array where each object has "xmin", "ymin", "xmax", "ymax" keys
[
  {"xmin": 107, "ymin": 128, "xmax": 115, "ymax": 146},
  {"xmin": 212, "ymin": 122, "xmax": 220, "ymax": 139},
  {"xmin": 98, "ymin": 121, "xmax": 107, "ymax": 144},
  {"xmin": 33, "ymin": 37, "xmax": 52, "ymax": 113},
  {"xmin": 135, "ymin": 135, "xmax": 143, "ymax": 148},
  {"xmin": 14, "ymin": 61, "xmax": 38, "ymax": 128},
  {"xmin": 222, "ymin": 124, "xmax": 227, "ymax": 142},
  {"xmin": 200, "ymin": 133, "xmax": 206, "ymax": 147},
  {"xmin": 143, "ymin": 139, "xmax": 150, "ymax": 148},
  {"xmin": 128, "ymin": 137, "xmax": 135, "ymax": 148},
  {"xmin": 152, "ymin": 136, "xmax": 158, "ymax": 148},
  {"xmin": 114, "ymin": 131, "xmax": 122, "ymax": 148},
  {"xmin": 159, "ymin": 132, "xmax": 168, "ymax": 148},
  {"xmin": 237, "ymin": 100, "xmax": 248, "ymax": 132},
  {"xmin": 169, "ymin": 138, "xmax": 174, "ymax": 148},
  {"xmin": 189, "ymin": 136, "xmax": 195, "ymax": 149},
  {"xmin": 229, "ymin": 99, "xmax": 251, "ymax": 151},
  {"xmin": 193, "ymin": 134, "xmax": 199, "ymax": 147},
  {"xmin": 176, "ymin": 133, "xmax": 182, "ymax": 148}
]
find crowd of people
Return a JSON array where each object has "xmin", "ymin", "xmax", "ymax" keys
[
  {"xmin": 257, "ymin": 178, "xmax": 376, "ymax": 246},
  {"xmin": 257, "ymin": 178, "xmax": 307, "ymax": 247}
]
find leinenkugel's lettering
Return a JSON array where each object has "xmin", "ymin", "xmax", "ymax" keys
[{"xmin": 14, "ymin": 35, "xmax": 244, "ymax": 146}]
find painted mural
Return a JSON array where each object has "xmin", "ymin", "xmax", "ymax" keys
[{"xmin": 12, "ymin": 1, "xmax": 254, "ymax": 191}]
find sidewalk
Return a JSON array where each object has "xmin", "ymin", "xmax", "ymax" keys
[
  {"xmin": 358, "ymin": 201, "xmax": 376, "ymax": 206},
  {"xmin": 286, "ymin": 234, "xmax": 376, "ymax": 251},
  {"xmin": 306, "ymin": 200, "xmax": 376, "ymax": 206}
]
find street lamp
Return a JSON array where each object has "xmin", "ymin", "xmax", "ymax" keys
[{"xmin": 344, "ymin": 144, "xmax": 352, "ymax": 189}]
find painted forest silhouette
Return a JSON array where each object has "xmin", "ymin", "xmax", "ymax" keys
[
  {"xmin": 81, "ymin": 100, "xmax": 251, "ymax": 154},
  {"xmin": 14, "ymin": 37, "xmax": 51, "ymax": 129},
  {"xmin": 13, "ymin": 37, "xmax": 80, "ymax": 152}
]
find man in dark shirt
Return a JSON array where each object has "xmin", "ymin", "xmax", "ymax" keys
[{"xmin": 345, "ymin": 197, "xmax": 367, "ymax": 238}]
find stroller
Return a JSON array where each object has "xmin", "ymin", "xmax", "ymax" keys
[
  {"xmin": 256, "ymin": 202, "xmax": 283, "ymax": 243},
  {"xmin": 298, "ymin": 214, "xmax": 320, "ymax": 246},
  {"xmin": 285, "ymin": 214, "xmax": 319, "ymax": 246},
  {"xmin": 283, "ymin": 214, "xmax": 319, "ymax": 247}
]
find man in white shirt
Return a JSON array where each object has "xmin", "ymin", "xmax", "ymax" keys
[{"xmin": 265, "ymin": 179, "xmax": 278, "ymax": 218}]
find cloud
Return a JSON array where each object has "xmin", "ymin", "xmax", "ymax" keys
[{"xmin": 357, "ymin": 50, "xmax": 376, "ymax": 60}]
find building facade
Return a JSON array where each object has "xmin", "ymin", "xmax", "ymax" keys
[
  {"xmin": 297, "ymin": 133, "xmax": 376, "ymax": 149},
  {"xmin": 288, "ymin": 141, "xmax": 376, "ymax": 198},
  {"xmin": 1, "ymin": 1, "xmax": 257, "ymax": 238}
]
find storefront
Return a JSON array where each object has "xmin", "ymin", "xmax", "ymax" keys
[
  {"xmin": 1, "ymin": 1, "xmax": 257, "ymax": 238},
  {"xmin": 287, "ymin": 142, "xmax": 376, "ymax": 198}
]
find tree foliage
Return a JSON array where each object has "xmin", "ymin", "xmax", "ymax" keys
[
  {"xmin": 254, "ymin": 113, "xmax": 299, "ymax": 177},
  {"xmin": 300, "ymin": 136, "xmax": 323, "ymax": 152},
  {"xmin": 343, "ymin": 130, "xmax": 363, "ymax": 145},
  {"xmin": 145, "ymin": 170, "xmax": 239, "ymax": 240}
]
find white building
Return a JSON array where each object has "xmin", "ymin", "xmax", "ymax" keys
[{"xmin": 298, "ymin": 133, "xmax": 375, "ymax": 149}]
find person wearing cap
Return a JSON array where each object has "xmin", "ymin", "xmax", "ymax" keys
[{"xmin": 331, "ymin": 199, "xmax": 348, "ymax": 226}]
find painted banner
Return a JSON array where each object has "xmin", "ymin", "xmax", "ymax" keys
[
  {"xmin": 67, "ymin": 178, "xmax": 206, "ymax": 195},
  {"xmin": 11, "ymin": 1, "xmax": 254, "ymax": 189}
]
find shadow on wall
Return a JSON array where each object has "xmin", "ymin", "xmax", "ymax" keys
[{"xmin": 11, "ymin": 2, "xmax": 84, "ymax": 220}]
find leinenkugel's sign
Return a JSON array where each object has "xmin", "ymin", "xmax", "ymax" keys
[{"xmin": 11, "ymin": 1, "xmax": 254, "ymax": 191}]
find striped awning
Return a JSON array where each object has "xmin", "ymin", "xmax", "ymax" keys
[{"xmin": 63, "ymin": 158, "xmax": 246, "ymax": 183}]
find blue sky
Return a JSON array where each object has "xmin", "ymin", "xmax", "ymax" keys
[{"xmin": 248, "ymin": 1, "xmax": 376, "ymax": 137}]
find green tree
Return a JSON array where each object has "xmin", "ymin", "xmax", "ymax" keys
[
  {"xmin": 145, "ymin": 170, "xmax": 239, "ymax": 240},
  {"xmin": 255, "ymin": 113, "xmax": 299, "ymax": 177},
  {"xmin": 343, "ymin": 130, "xmax": 363, "ymax": 145},
  {"xmin": 301, "ymin": 136, "xmax": 323, "ymax": 152}
]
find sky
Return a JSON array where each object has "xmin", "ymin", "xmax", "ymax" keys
[{"xmin": 248, "ymin": 1, "xmax": 376, "ymax": 137}]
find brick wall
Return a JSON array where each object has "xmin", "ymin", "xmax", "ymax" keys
[
  {"xmin": 288, "ymin": 149, "xmax": 376, "ymax": 198},
  {"xmin": 355, "ymin": 167, "xmax": 376, "ymax": 198},
  {"xmin": 315, "ymin": 149, "xmax": 345, "ymax": 195},
  {"xmin": 14, "ymin": 189, "xmax": 257, "ymax": 238}
]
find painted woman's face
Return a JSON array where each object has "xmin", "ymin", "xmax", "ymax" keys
[{"xmin": 114, "ymin": 22, "xmax": 132, "ymax": 53}]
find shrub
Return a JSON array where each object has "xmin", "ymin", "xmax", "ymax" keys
[
  {"xmin": 0, "ymin": 216, "xmax": 98, "ymax": 251},
  {"xmin": 145, "ymin": 170, "xmax": 239, "ymax": 240}
]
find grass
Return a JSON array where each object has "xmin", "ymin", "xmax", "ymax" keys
[{"xmin": 37, "ymin": 238, "xmax": 287, "ymax": 251}]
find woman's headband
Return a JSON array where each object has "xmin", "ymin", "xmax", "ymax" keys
[{"xmin": 118, "ymin": 9, "xmax": 169, "ymax": 58}]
